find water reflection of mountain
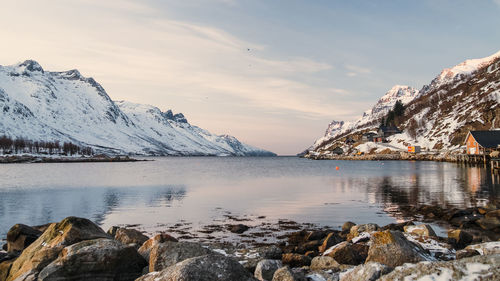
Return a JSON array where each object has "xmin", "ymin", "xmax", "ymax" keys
[
  {"xmin": 0, "ymin": 185, "xmax": 186, "ymax": 241},
  {"xmin": 372, "ymin": 165, "xmax": 500, "ymax": 219}
]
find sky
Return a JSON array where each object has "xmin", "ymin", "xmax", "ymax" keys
[{"xmin": 1, "ymin": 0, "xmax": 500, "ymax": 155}]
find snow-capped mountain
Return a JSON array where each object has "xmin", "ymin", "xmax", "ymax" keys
[
  {"xmin": 307, "ymin": 49, "xmax": 500, "ymax": 154},
  {"xmin": 0, "ymin": 60, "xmax": 275, "ymax": 156},
  {"xmin": 308, "ymin": 85, "xmax": 418, "ymax": 151}
]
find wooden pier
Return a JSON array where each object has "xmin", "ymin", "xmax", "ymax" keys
[
  {"xmin": 457, "ymin": 154, "xmax": 490, "ymax": 164},
  {"xmin": 492, "ymin": 158, "xmax": 500, "ymax": 173}
]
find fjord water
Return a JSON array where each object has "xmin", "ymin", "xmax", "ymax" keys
[{"xmin": 1, "ymin": 157, "xmax": 499, "ymax": 242}]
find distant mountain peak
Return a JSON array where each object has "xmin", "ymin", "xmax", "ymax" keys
[{"xmin": 17, "ymin": 60, "xmax": 44, "ymax": 73}]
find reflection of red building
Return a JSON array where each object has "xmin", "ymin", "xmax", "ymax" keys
[
  {"xmin": 467, "ymin": 167, "xmax": 481, "ymax": 193},
  {"xmin": 465, "ymin": 131, "xmax": 500, "ymax": 155}
]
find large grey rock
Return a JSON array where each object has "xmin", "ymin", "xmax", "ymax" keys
[
  {"xmin": 6, "ymin": 224, "xmax": 42, "ymax": 253},
  {"xmin": 339, "ymin": 262, "xmax": 392, "ymax": 281},
  {"xmin": 38, "ymin": 238, "xmax": 147, "ymax": 281},
  {"xmin": 137, "ymin": 254, "xmax": 257, "ymax": 281},
  {"xmin": 114, "ymin": 228, "xmax": 149, "ymax": 249},
  {"xmin": 254, "ymin": 259, "xmax": 282, "ymax": 281},
  {"xmin": 149, "ymin": 241, "xmax": 213, "ymax": 272},
  {"xmin": 379, "ymin": 254, "xmax": 500, "ymax": 281},
  {"xmin": 272, "ymin": 266, "xmax": 307, "ymax": 281},
  {"xmin": 5, "ymin": 216, "xmax": 110, "ymax": 281},
  {"xmin": 365, "ymin": 230, "xmax": 430, "ymax": 267}
]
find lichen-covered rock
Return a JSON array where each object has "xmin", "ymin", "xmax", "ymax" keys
[
  {"xmin": 310, "ymin": 256, "xmax": 340, "ymax": 270},
  {"xmin": 138, "ymin": 233, "xmax": 178, "ymax": 261},
  {"xmin": 347, "ymin": 224, "xmax": 379, "ymax": 241},
  {"xmin": 365, "ymin": 230, "xmax": 429, "ymax": 267},
  {"xmin": 379, "ymin": 254, "xmax": 500, "ymax": 281},
  {"xmin": 318, "ymin": 232, "xmax": 343, "ymax": 253},
  {"xmin": 465, "ymin": 241, "xmax": 500, "ymax": 255},
  {"xmin": 6, "ymin": 224, "xmax": 42, "ymax": 253},
  {"xmin": 281, "ymin": 253, "xmax": 311, "ymax": 267},
  {"xmin": 137, "ymin": 254, "xmax": 257, "ymax": 281},
  {"xmin": 114, "ymin": 228, "xmax": 149, "ymax": 249},
  {"xmin": 324, "ymin": 242, "xmax": 367, "ymax": 265},
  {"xmin": 339, "ymin": 262, "xmax": 392, "ymax": 281},
  {"xmin": 37, "ymin": 238, "xmax": 147, "ymax": 281},
  {"xmin": 6, "ymin": 216, "xmax": 110, "ymax": 281},
  {"xmin": 272, "ymin": 266, "xmax": 307, "ymax": 281},
  {"xmin": 403, "ymin": 224, "xmax": 436, "ymax": 237},
  {"xmin": 149, "ymin": 241, "xmax": 213, "ymax": 272},
  {"xmin": 254, "ymin": 259, "xmax": 282, "ymax": 281}
]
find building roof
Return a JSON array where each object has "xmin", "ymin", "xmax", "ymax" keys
[
  {"xmin": 379, "ymin": 126, "xmax": 401, "ymax": 133},
  {"xmin": 467, "ymin": 130, "xmax": 500, "ymax": 148}
]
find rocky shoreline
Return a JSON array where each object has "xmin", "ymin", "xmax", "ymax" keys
[
  {"xmin": 1, "ymin": 204, "xmax": 500, "ymax": 281},
  {"xmin": 0, "ymin": 155, "xmax": 142, "ymax": 164},
  {"xmin": 304, "ymin": 152, "xmax": 464, "ymax": 162}
]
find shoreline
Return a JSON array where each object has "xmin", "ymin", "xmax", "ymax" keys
[
  {"xmin": 304, "ymin": 152, "xmax": 469, "ymax": 163},
  {"xmin": 0, "ymin": 155, "xmax": 143, "ymax": 164},
  {"xmin": 1, "ymin": 204, "xmax": 499, "ymax": 281}
]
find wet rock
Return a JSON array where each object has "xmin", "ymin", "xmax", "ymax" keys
[
  {"xmin": 379, "ymin": 254, "xmax": 500, "ymax": 281},
  {"xmin": 6, "ymin": 224, "xmax": 42, "ymax": 253},
  {"xmin": 475, "ymin": 216, "xmax": 500, "ymax": 231},
  {"xmin": 295, "ymin": 240, "xmax": 321, "ymax": 254},
  {"xmin": 342, "ymin": 222, "xmax": 356, "ymax": 233},
  {"xmin": 381, "ymin": 221, "xmax": 414, "ymax": 232},
  {"xmin": 403, "ymin": 224, "xmax": 436, "ymax": 237},
  {"xmin": 257, "ymin": 245, "xmax": 283, "ymax": 260},
  {"xmin": 365, "ymin": 230, "xmax": 429, "ymax": 267},
  {"xmin": 465, "ymin": 241, "xmax": 500, "ymax": 255},
  {"xmin": 288, "ymin": 230, "xmax": 308, "ymax": 245},
  {"xmin": 310, "ymin": 256, "xmax": 340, "ymax": 271},
  {"xmin": 138, "ymin": 233, "xmax": 178, "ymax": 261},
  {"xmin": 318, "ymin": 232, "xmax": 343, "ymax": 253},
  {"xmin": 0, "ymin": 251, "xmax": 19, "ymax": 263},
  {"xmin": 281, "ymin": 253, "xmax": 311, "ymax": 267},
  {"xmin": 229, "ymin": 224, "xmax": 250, "ymax": 234},
  {"xmin": 149, "ymin": 241, "xmax": 213, "ymax": 272},
  {"xmin": 114, "ymin": 228, "xmax": 149, "ymax": 249},
  {"xmin": 272, "ymin": 266, "xmax": 307, "ymax": 281},
  {"xmin": 455, "ymin": 249, "xmax": 480, "ymax": 259},
  {"xmin": 37, "ymin": 238, "xmax": 147, "ymax": 281},
  {"xmin": 255, "ymin": 259, "xmax": 282, "ymax": 281},
  {"xmin": 137, "ymin": 254, "xmax": 257, "ymax": 281},
  {"xmin": 305, "ymin": 230, "xmax": 327, "ymax": 241},
  {"xmin": 347, "ymin": 224, "xmax": 379, "ymax": 241},
  {"xmin": 339, "ymin": 262, "xmax": 392, "ymax": 281},
  {"xmin": 107, "ymin": 226, "xmax": 120, "ymax": 237},
  {"xmin": 324, "ymin": 242, "xmax": 367, "ymax": 265},
  {"xmin": 448, "ymin": 229, "xmax": 473, "ymax": 249},
  {"xmin": 5, "ymin": 216, "xmax": 110, "ymax": 281}
]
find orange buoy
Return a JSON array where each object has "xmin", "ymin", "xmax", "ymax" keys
[{"xmin": 336, "ymin": 166, "xmax": 339, "ymax": 170}]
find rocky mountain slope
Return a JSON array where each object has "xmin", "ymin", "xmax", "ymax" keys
[
  {"xmin": 0, "ymin": 60, "xmax": 275, "ymax": 156},
  {"xmin": 307, "ymin": 50, "xmax": 500, "ymax": 155}
]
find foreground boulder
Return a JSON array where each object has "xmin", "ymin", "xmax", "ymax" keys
[
  {"xmin": 379, "ymin": 254, "xmax": 500, "ymax": 281},
  {"xmin": 149, "ymin": 241, "xmax": 213, "ymax": 272},
  {"xmin": 5, "ymin": 217, "xmax": 110, "ymax": 281},
  {"xmin": 137, "ymin": 254, "xmax": 257, "ymax": 281},
  {"xmin": 138, "ymin": 233, "xmax": 178, "ymax": 261},
  {"xmin": 339, "ymin": 262, "xmax": 393, "ymax": 281},
  {"xmin": 465, "ymin": 241, "xmax": 500, "ymax": 255},
  {"xmin": 6, "ymin": 224, "xmax": 43, "ymax": 253},
  {"xmin": 254, "ymin": 259, "xmax": 282, "ymax": 281},
  {"xmin": 365, "ymin": 230, "xmax": 429, "ymax": 267},
  {"xmin": 37, "ymin": 238, "xmax": 147, "ymax": 280},
  {"xmin": 310, "ymin": 256, "xmax": 340, "ymax": 270},
  {"xmin": 114, "ymin": 228, "xmax": 149, "ymax": 249}
]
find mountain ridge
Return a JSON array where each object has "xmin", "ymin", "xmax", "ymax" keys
[{"xmin": 0, "ymin": 60, "xmax": 276, "ymax": 156}]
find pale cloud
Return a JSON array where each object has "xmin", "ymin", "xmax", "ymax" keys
[{"xmin": 345, "ymin": 64, "xmax": 372, "ymax": 77}]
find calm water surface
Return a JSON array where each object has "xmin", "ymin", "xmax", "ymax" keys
[{"xmin": 1, "ymin": 157, "xmax": 499, "ymax": 243}]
